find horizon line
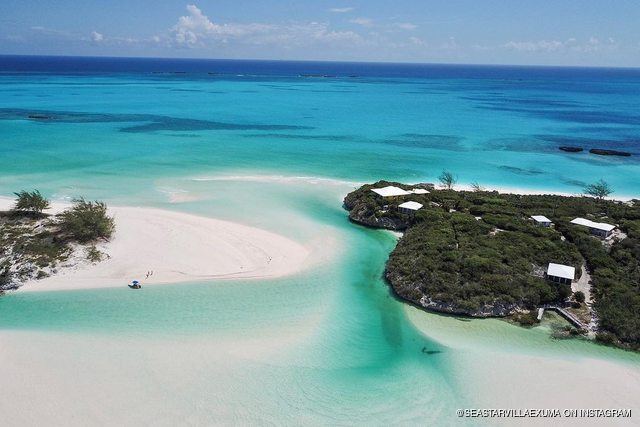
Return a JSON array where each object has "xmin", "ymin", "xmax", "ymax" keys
[{"xmin": 1, "ymin": 53, "xmax": 639, "ymax": 72}]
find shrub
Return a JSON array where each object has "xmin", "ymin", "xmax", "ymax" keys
[
  {"xmin": 58, "ymin": 198, "xmax": 115, "ymax": 243},
  {"xmin": 86, "ymin": 245, "xmax": 106, "ymax": 263},
  {"xmin": 12, "ymin": 190, "xmax": 50, "ymax": 215}
]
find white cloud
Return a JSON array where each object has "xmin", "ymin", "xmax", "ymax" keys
[
  {"xmin": 91, "ymin": 31, "xmax": 104, "ymax": 42},
  {"xmin": 171, "ymin": 4, "xmax": 274, "ymax": 46},
  {"xmin": 395, "ymin": 23, "xmax": 417, "ymax": 31},
  {"xmin": 409, "ymin": 36, "xmax": 426, "ymax": 46},
  {"xmin": 169, "ymin": 4, "xmax": 365, "ymax": 49},
  {"xmin": 329, "ymin": 7, "xmax": 353, "ymax": 13},
  {"xmin": 503, "ymin": 40, "xmax": 563, "ymax": 52},
  {"xmin": 349, "ymin": 17, "xmax": 373, "ymax": 27},
  {"xmin": 440, "ymin": 36, "xmax": 458, "ymax": 50},
  {"xmin": 503, "ymin": 37, "xmax": 618, "ymax": 53}
]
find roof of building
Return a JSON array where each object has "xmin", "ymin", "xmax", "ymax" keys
[
  {"xmin": 371, "ymin": 186, "xmax": 410, "ymax": 197},
  {"xmin": 398, "ymin": 201, "xmax": 423, "ymax": 211},
  {"xmin": 411, "ymin": 188, "xmax": 430, "ymax": 194},
  {"xmin": 531, "ymin": 215, "xmax": 552, "ymax": 223},
  {"xmin": 570, "ymin": 217, "xmax": 616, "ymax": 232},
  {"xmin": 547, "ymin": 263, "xmax": 576, "ymax": 280}
]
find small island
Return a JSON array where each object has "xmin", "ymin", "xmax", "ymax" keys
[
  {"xmin": 344, "ymin": 177, "xmax": 640, "ymax": 351},
  {"xmin": 0, "ymin": 191, "xmax": 114, "ymax": 292}
]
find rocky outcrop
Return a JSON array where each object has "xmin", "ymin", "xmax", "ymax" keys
[
  {"xmin": 347, "ymin": 207, "xmax": 407, "ymax": 231},
  {"xmin": 385, "ymin": 269, "xmax": 520, "ymax": 318},
  {"xmin": 559, "ymin": 146, "xmax": 583, "ymax": 153},
  {"xmin": 416, "ymin": 296, "xmax": 519, "ymax": 317},
  {"xmin": 589, "ymin": 148, "xmax": 632, "ymax": 157}
]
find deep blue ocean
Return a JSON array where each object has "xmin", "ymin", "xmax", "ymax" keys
[{"xmin": 1, "ymin": 55, "xmax": 639, "ymax": 198}]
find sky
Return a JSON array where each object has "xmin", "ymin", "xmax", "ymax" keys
[{"xmin": 1, "ymin": 0, "xmax": 639, "ymax": 67}]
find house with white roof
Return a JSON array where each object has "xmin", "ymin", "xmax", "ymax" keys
[
  {"xmin": 398, "ymin": 201, "xmax": 423, "ymax": 215},
  {"xmin": 570, "ymin": 217, "xmax": 616, "ymax": 238},
  {"xmin": 546, "ymin": 263, "xmax": 575, "ymax": 285},
  {"xmin": 411, "ymin": 188, "xmax": 430, "ymax": 195},
  {"xmin": 531, "ymin": 215, "xmax": 553, "ymax": 227},
  {"xmin": 371, "ymin": 186, "xmax": 410, "ymax": 198}
]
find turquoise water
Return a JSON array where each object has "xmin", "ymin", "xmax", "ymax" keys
[{"xmin": 1, "ymin": 59, "xmax": 640, "ymax": 425}]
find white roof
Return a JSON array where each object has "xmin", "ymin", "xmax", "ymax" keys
[
  {"xmin": 547, "ymin": 263, "xmax": 576, "ymax": 280},
  {"xmin": 398, "ymin": 201, "xmax": 423, "ymax": 211},
  {"xmin": 570, "ymin": 217, "xmax": 616, "ymax": 232},
  {"xmin": 411, "ymin": 188, "xmax": 430, "ymax": 194},
  {"xmin": 371, "ymin": 186, "xmax": 410, "ymax": 197},
  {"xmin": 531, "ymin": 215, "xmax": 551, "ymax": 223}
]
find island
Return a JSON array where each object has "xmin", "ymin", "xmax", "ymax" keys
[
  {"xmin": 0, "ymin": 190, "xmax": 308, "ymax": 294},
  {"xmin": 344, "ymin": 180, "xmax": 640, "ymax": 350},
  {"xmin": 0, "ymin": 191, "xmax": 114, "ymax": 292}
]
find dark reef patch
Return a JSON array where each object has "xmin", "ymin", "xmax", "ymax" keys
[
  {"xmin": 483, "ymin": 137, "xmax": 555, "ymax": 154},
  {"xmin": 560, "ymin": 177, "xmax": 588, "ymax": 188},
  {"xmin": 498, "ymin": 165, "xmax": 546, "ymax": 176},
  {"xmin": 242, "ymin": 133, "xmax": 353, "ymax": 142},
  {"xmin": 589, "ymin": 148, "xmax": 632, "ymax": 157},
  {"xmin": 385, "ymin": 134, "xmax": 466, "ymax": 151},
  {"xmin": 559, "ymin": 146, "xmax": 584, "ymax": 153},
  {"xmin": 537, "ymin": 135, "xmax": 639, "ymax": 157},
  {"xmin": 0, "ymin": 108, "xmax": 312, "ymax": 133}
]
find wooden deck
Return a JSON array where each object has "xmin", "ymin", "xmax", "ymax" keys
[{"xmin": 540, "ymin": 304, "xmax": 586, "ymax": 329}]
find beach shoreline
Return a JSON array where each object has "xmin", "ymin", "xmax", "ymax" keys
[{"xmin": 0, "ymin": 197, "xmax": 310, "ymax": 293}]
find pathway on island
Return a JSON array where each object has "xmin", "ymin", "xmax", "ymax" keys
[{"xmin": 572, "ymin": 264, "xmax": 592, "ymax": 305}]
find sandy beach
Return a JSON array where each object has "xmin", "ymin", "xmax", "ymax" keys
[{"xmin": 0, "ymin": 197, "xmax": 309, "ymax": 292}]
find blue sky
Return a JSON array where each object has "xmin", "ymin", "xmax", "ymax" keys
[{"xmin": 1, "ymin": 0, "xmax": 639, "ymax": 66}]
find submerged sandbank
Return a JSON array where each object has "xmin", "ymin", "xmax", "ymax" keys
[{"xmin": 0, "ymin": 197, "xmax": 309, "ymax": 292}]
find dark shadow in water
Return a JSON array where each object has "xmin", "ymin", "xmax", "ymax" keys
[
  {"xmin": 169, "ymin": 88, "xmax": 203, "ymax": 93},
  {"xmin": 384, "ymin": 134, "xmax": 466, "ymax": 151},
  {"xmin": 460, "ymin": 95, "xmax": 581, "ymax": 109},
  {"xmin": 422, "ymin": 347, "xmax": 443, "ymax": 355},
  {"xmin": 559, "ymin": 177, "xmax": 588, "ymax": 188},
  {"xmin": 536, "ymin": 134, "xmax": 640, "ymax": 155},
  {"xmin": 0, "ymin": 108, "xmax": 313, "ymax": 133},
  {"xmin": 498, "ymin": 165, "xmax": 546, "ymax": 176},
  {"xmin": 241, "ymin": 133, "xmax": 353, "ymax": 142},
  {"xmin": 482, "ymin": 137, "xmax": 558, "ymax": 154},
  {"xmin": 477, "ymin": 104, "xmax": 640, "ymax": 126}
]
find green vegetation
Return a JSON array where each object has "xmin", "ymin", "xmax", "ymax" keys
[
  {"xmin": 584, "ymin": 179, "xmax": 614, "ymax": 200},
  {"xmin": 438, "ymin": 170, "xmax": 457, "ymax": 190},
  {"xmin": 344, "ymin": 180, "xmax": 640, "ymax": 350},
  {"xmin": 57, "ymin": 198, "xmax": 115, "ymax": 243},
  {"xmin": 12, "ymin": 190, "xmax": 50, "ymax": 215},
  {"xmin": 86, "ymin": 245, "xmax": 107, "ymax": 263},
  {"xmin": 1, "ymin": 192, "xmax": 115, "ymax": 292}
]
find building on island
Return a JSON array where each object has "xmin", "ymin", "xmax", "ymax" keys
[
  {"xmin": 546, "ymin": 263, "xmax": 575, "ymax": 285},
  {"xmin": 398, "ymin": 201, "xmax": 423, "ymax": 215},
  {"xmin": 371, "ymin": 186, "xmax": 410, "ymax": 198},
  {"xmin": 531, "ymin": 215, "xmax": 553, "ymax": 227},
  {"xmin": 570, "ymin": 217, "xmax": 616, "ymax": 238},
  {"xmin": 411, "ymin": 188, "xmax": 430, "ymax": 195}
]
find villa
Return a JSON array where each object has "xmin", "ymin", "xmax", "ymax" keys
[
  {"xmin": 398, "ymin": 201, "xmax": 423, "ymax": 215},
  {"xmin": 531, "ymin": 215, "xmax": 553, "ymax": 227},
  {"xmin": 411, "ymin": 188, "xmax": 430, "ymax": 195},
  {"xmin": 371, "ymin": 186, "xmax": 411, "ymax": 198},
  {"xmin": 546, "ymin": 263, "xmax": 575, "ymax": 285},
  {"xmin": 570, "ymin": 217, "xmax": 616, "ymax": 238}
]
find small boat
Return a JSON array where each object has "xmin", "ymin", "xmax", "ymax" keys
[{"xmin": 128, "ymin": 280, "xmax": 142, "ymax": 289}]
